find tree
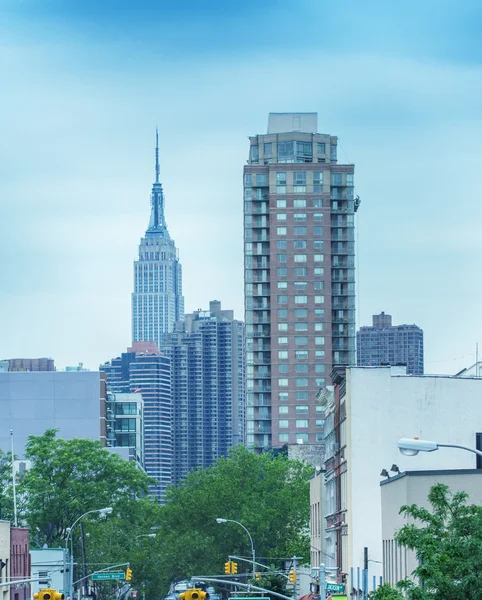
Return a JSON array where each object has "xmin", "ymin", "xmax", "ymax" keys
[
  {"xmin": 140, "ymin": 445, "xmax": 312, "ymax": 599},
  {"xmin": 368, "ymin": 583, "xmax": 404, "ymax": 600},
  {"xmin": 395, "ymin": 483, "xmax": 482, "ymax": 600},
  {"xmin": 20, "ymin": 429, "xmax": 153, "ymax": 545}
]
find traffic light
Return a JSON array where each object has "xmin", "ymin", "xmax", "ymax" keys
[
  {"xmin": 289, "ymin": 570, "xmax": 296, "ymax": 583},
  {"xmin": 34, "ymin": 589, "xmax": 64, "ymax": 600},
  {"xmin": 224, "ymin": 561, "xmax": 232, "ymax": 574},
  {"xmin": 255, "ymin": 573, "xmax": 261, "ymax": 581},
  {"xmin": 191, "ymin": 590, "xmax": 209, "ymax": 600},
  {"xmin": 231, "ymin": 562, "xmax": 238, "ymax": 574},
  {"xmin": 126, "ymin": 568, "xmax": 133, "ymax": 581}
]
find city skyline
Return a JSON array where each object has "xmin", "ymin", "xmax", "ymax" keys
[{"xmin": 2, "ymin": 1, "xmax": 482, "ymax": 373}]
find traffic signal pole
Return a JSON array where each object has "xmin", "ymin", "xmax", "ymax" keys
[{"xmin": 189, "ymin": 577, "xmax": 294, "ymax": 600}]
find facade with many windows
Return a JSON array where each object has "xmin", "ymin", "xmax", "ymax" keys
[
  {"xmin": 244, "ymin": 113, "xmax": 359, "ymax": 451},
  {"xmin": 132, "ymin": 132, "xmax": 184, "ymax": 347},
  {"xmin": 161, "ymin": 300, "xmax": 245, "ymax": 485},
  {"xmin": 105, "ymin": 391, "xmax": 144, "ymax": 468}
]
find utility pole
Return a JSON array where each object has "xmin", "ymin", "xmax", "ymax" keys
[
  {"xmin": 319, "ymin": 563, "xmax": 326, "ymax": 600},
  {"xmin": 291, "ymin": 557, "xmax": 297, "ymax": 600},
  {"xmin": 80, "ymin": 523, "xmax": 88, "ymax": 599}
]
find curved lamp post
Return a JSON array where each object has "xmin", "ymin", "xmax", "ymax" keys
[
  {"xmin": 65, "ymin": 507, "xmax": 113, "ymax": 599},
  {"xmin": 398, "ymin": 438, "xmax": 482, "ymax": 459},
  {"xmin": 216, "ymin": 518, "xmax": 256, "ymax": 578}
]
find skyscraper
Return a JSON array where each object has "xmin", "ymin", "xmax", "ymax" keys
[
  {"xmin": 356, "ymin": 312, "xmax": 424, "ymax": 375},
  {"xmin": 132, "ymin": 131, "xmax": 184, "ymax": 347},
  {"xmin": 101, "ymin": 342, "xmax": 172, "ymax": 501},
  {"xmin": 243, "ymin": 113, "xmax": 359, "ymax": 451},
  {"xmin": 161, "ymin": 300, "xmax": 245, "ymax": 484}
]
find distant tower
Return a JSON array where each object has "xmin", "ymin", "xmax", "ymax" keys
[
  {"xmin": 356, "ymin": 312, "xmax": 424, "ymax": 375},
  {"xmin": 132, "ymin": 130, "xmax": 184, "ymax": 347}
]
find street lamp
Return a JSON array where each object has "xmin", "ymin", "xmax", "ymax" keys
[
  {"xmin": 398, "ymin": 438, "xmax": 482, "ymax": 459},
  {"xmin": 65, "ymin": 507, "xmax": 113, "ymax": 599},
  {"xmin": 216, "ymin": 518, "xmax": 256, "ymax": 579}
]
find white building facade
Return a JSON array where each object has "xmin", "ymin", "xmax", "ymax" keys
[{"xmin": 319, "ymin": 365, "xmax": 482, "ymax": 581}]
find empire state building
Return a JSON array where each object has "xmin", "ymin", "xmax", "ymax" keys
[{"xmin": 132, "ymin": 132, "xmax": 184, "ymax": 347}]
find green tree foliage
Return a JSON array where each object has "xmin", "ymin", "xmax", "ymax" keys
[
  {"xmin": 140, "ymin": 446, "xmax": 312, "ymax": 599},
  {"xmin": 395, "ymin": 482, "xmax": 482, "ymax": 600},
  {"xmin": 20, "ymin": 429, "xmax": 153, "ymax": 545},
  {"xmin": 249, "ymin": 570, "xmax": 289, "ymax": 600},
  {"xmin": 0, "ymin": 449, "xmax": 17, "ymax": 522},
  {"xmin": 368, "ymin": 583, "xmax": 404, "ymax": 600}
]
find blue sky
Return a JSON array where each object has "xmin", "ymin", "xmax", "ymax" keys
[{"xmin": 1, "ymin": 0, "xmax": 482, "ymax": 372}]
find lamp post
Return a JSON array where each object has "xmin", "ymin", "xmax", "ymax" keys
[
  {"xmin": 398, "ymin": 438, "xmax": 482, "ymax": 459},
  {"xmin": 65, "ymin": 507, "xmax": 113, "ymax": 600},
  {"xmin": 216, "ymin": 518, "xmax": 256, "ymax": 579}
]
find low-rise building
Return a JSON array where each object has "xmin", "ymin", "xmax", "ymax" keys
[
  {"xmin": 10, "ymin": 527, "xmax": 30, "ymax": 600},
  {"xmin": 380, "ymin": 470, "xmax": 482, "ymax": 585},
  {"xmin": 30, "ymin": 548, "xmax": 68, "ymax": 596},
  {"xmin": 318, "ymin": 365, "xmax": 482, "ymax": 581}
]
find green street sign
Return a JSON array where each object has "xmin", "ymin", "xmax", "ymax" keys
[
  {"xmin": 326, "ymin": 583, "xmax": 345, "ymax": 593},
  {"xmin": 92, "ymin": 572, "xmax": 126, "ymax": 581}
]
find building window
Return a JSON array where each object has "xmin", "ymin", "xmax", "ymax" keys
[
  {"xmin": 316, "ymin": 419, "xmax": 324, "ymax": 428},
  {"xmin": 316, "ymin": 433, "xmax": 324, "ymax": 441},
  {"xmin": 278, "ymin": 350, "xmax": 289, "ymax": 359},
  {"xmin": 264, "ymin": 142, "xmax": 273, "ymax": 155},
  {"xmin": 295, "ymin": 322, "xmax": 308, "ymax": 331},
  {"xmin": 294, "ymin": 281, "xmax": 307, "ymax": 290},
  {"xmin": 277, "ymin": 281, "xmax": 288, "ymax": 289},
  {"xmin": 294, "ymin": 226, "xmax": 307, "ymax": 235},
  {"xmin": 277, "ymin": 240, "xmax": 287, "ymax": 250},
  {"xmin": 278, "ymin": 322, "xmax": 288, "ymax": 331},
  {"xmin": 245, "ymin": 174, "xmax": 252, "ymax": 186},
  {"xmin": 313, "ymin": 213, "xmax": 324, "ymax": 221},
  {"xmin": 314, "ymin": 295, "xmax": 325, "ymax": 304},
  {"xmin": 295, "ymin": 350, "xmax": 308, "ymax": 359},
  {"xmin": 296, "ymin": 392, "xmax": 308, "ymax": 401},
  {"xmin": 330, "ymin": 144, "xmax": 337, "ymax": 161},
  {"xmin": 314, "ymin": 309, "xmax": 325, "ymax": 320},
  {"xmin": 279, "ymin": 419, "xmax": 289, "ymax": 428},
  {"xmin": 331, "ymin": 173, "xmax": 343, "ymax": 186},
  {"xmin": 277, "ymin": 254, "xmax": 287, "ymax": 263},
  {"xmin": 278, "ymin": 309, "xmax": 288, "ymax": 318},
  {"xmin": 296, "ymin": 378, "xmax": 308, "ymax": 388},
  {"xmin": 279, "ymin": 433, "xmax": 289, "ymax": 442},
  {"xmin": 294, "ymin": 240, "xmax": 307, "ymax": 249},
  {"xmin": 278, "ymin": 142, "xmax": 294, "ymax": 159},
  {"xmin": 256, "ymin": 173, "xmax": 267, "ymax": 186},
  {"xmin": 276, "ymin": 172, "xmax": 287, "ymax": 193},
  {"xmin": 314, "ymin": 254, "xmax": 324, "ymax": 262},
  {"xmin": 294, "ymin": 295, "xmax": 308, "ymax": 304},
  {"xmin": 251, "ymin": 145, "xmax": 259, "ymax": 162},
  {"xmin": 278, "ymin": 337, "xmax": 288, "ymax": 344},
  {"xmin": 277, "ymin": 213, "xmax": 287, "ymax": 221},
  {"xmin": 278, "ymin": 364, "xmax": 288, "ymax": 373},
  {"xmin": 295, "ymin": 336, "xmax": 308, "ymax": 345},
  {"xmin": 295, "ymin": 308, "xmax": 308, "ymax": 317},
  {"xmin": 296, "ymin": 419, "xmax": 309, "ymax": 427},
  {"xmin": 313, "ymin": 172, "xmax": 323, "ymax": 193},
  {"xmin": 296, "ymin": 364, "xmax": 308, "ymax": 373},
  {"xmin": 296, "ymin": 433, "xmax": 309, "ymax": 442},
  {"xmin": 315, "ymin": 336, "xmax": 325, "ymax": 345},
  {"xmin": 278, "ymin": 379, "xmax": 288, "ymax": 387},
  {"xmin": 316, "ymin": 378, "xmax": 326, "ymax": 386},
  {"xmin": 277, "ymin": 227, "xmax": 287, "ymax": 235},
  {"xmin": 314, "ymin": 322, "xmax": 324, "ymax": 330},
  {"xmin": 293, "ymin": 198, "xmax": 306, "ymax": 207},
  {"xmin": 315, "ymin": 364, "xmax": 326, "ymax": 373},
  {"xmin": 293, "ymin": 172, "xmax": 306, "ymax": 193},
  {"xmin": 317, "ymin": 142, "xmax": 326, "ymax": 154},
  {"xmin": 279, "ymin": 406, "xmax": 289, "ymax": 414},
  {"xmin": 347, "ymin": 173, "xmax": 354, "ymax": 186},
  {"xmin": 296, "ymin": 405, "xmax": 309, "ymax": 414},
  {"xmin": 314, "ymin": 281, "xmax": 324, "ymax": 291},
  {"xmin": 277, "ymin": 267, "xmax": 287, "ymax": 277},
  {"xmin": 279, "ymin": 392, "xmax": 289, "ymax": 401},
  {"xmin": 294, "ymin": 213, "xmax": 306, "ymax": 221},
  {"xmin": 278, "ymin": 295, "xmax": 288, "ymax": 304},
  {"xmin": 313, "ymin": 198, "xmax": 323, "ymax": 207},
  {"xmin": 294, "ymin": 254, "xmax": 307, "ymax": 263},
  {"xmin": 315, "ymin": 350, "xmax": 325, "ymax": 359},
  {"xmin": 314, "ymin": 240, "xmax": 324, "ymax": 250},
  {"xmin": 277, "ymin": 199, "xmax": 287, "ymax": 208}
]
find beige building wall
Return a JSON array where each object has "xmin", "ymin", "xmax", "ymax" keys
[
  {"xmin": 310, "ymin": 470, "xmax": 324, "ymax": 569},
  {"xmin": 0, "ymin": 521, "xmax": 10, "ymax": 600},
  {"xmin": 381, "ymin": 470, "xmax": 482, "ymax": 585}
]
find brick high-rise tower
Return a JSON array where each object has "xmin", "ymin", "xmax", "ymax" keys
[{"xmin": 243, "ymin": 113, "xmax": 359, "ymax": 451}]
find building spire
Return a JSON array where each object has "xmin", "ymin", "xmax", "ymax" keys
[{"xmin": 155, "ymin": 127, "xmax": 160, "ymax": 183}]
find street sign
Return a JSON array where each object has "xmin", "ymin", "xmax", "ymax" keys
[
  {"xmin": 92, "ymin": 573, "xmax": 126, "ymax": 581},
  {"xmin": 326, "ymin": 583, "xmax": 345, "ymax": 593}
]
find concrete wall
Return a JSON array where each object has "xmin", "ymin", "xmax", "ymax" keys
[
  {"xmin": 380, "ymin": 470, "xmax": 482, "ymax": 584},
  {"xmin": 31, "ymin": 548, "xmax": 68, "ymax": 595},
  {"xmin": 0, "ymin": 372, "xmax": 104, "ymax": 457},
  {"xmin": 345, "ymin": 366, "xmax": 482, "ymax": 579}
]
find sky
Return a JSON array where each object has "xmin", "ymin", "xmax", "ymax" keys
[{"xmin": 1, "ymin": 0, "xmax": 482, "ymax": 373}]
